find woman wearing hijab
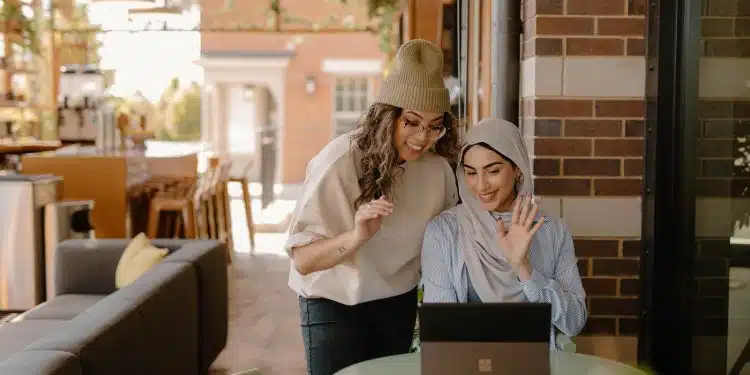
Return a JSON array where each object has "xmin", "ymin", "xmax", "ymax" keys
[
  {"xmin": 421, "ymin": 117, "xmax": 587, "ymax": 348},
  {"xmin": 284, "ymin": 39, "xmax": 461, "ymax": 375}
]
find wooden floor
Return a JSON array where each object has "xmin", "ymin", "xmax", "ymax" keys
[{"xmin": 208, "ymin": 233, "xmax": 307, "ymax": 375}]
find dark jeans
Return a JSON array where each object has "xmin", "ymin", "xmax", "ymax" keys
[{"xmin": 298, "ymin": 287, "xmax": 418, "ymax": 375}]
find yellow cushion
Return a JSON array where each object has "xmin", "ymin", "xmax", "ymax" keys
[{"xmin": 115, "ymin": 233, "xmax": 168, "ymax": 288}]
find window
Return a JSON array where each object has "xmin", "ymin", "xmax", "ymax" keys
[{"xmin": 332, "ymin": 76, "xmax": 371, "ymax": 137}]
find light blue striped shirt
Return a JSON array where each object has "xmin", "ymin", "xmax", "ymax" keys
[{"xmin": 420, "ymin": 206, "xmax": 588, "ymax": 349}]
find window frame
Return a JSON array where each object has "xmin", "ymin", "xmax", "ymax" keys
[{"xmin": 330, "ymin": 74, "xmax": 374, "ymax": 138}]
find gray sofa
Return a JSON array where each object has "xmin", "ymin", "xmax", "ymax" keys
[{"xmin": 0, "ymin": 239, "xmax": 228, "ymax": 375}]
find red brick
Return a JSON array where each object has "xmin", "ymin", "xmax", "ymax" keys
[
  {"xmin": 626, "ymin": 38, "xmax": 646, "ymax": 55},
  {"xmin": 628, "ymin": 0, "xmax": 647, "ymax": 15},
  {"xmin": 595, "ymin": 100, "xmax": 645, "ymax": 117},
  {"xmin": 593, "ymin": 258, "xmax": 639, "ymax": 276},
  {"xmin": 535, "ymin": 178, "xmax": 591, "ymax": 195},
  {"xmin": 565, "ymin": 119, "xmax": 622, "ymax": 137},
  {"xmin": 624, "ymin": 120, "xmax": 645, "ymax": 137},
  {"xmin": 622, "ymin": 240, "xmax": 642, "ymax": 257},
  {"xmin": 594, "ymin": 139, "xmax": 644, "ymax": 157},
  {"xmin": 526, "ymin": 0, "xmax": 565, "ymax": 16},
  {"xmin": 535, "ymin": 138, "xmax": 592, "ymax": 156},
  {"xmin": 619, "ymin": 317, "xmax": 639, "ymax": 335},
  {"xmin": 566, "ymin": 38, "xmax": 625, "ymax": 55},
  {"xmin": 534, "ymin": 119, "xmax": 562, "ymax": 136},
  {"xmin": 583, "ymin": 317, "xmax": 617, "ymax": 335},
  {"xmin": 597, "ymin": 17, "xmax": 646, "ymax": 36},
  {"xmin": 582, "ymin": 277, "xmax": 618, "ymax": 296},
  {"xmin": 593, "ymin": 178, "xmax": 642, "ymax": 195},
  {"xmin": 535, "ymin": 99, "xmax": 593, "ymax": 117},
  {"xmin": 564, "ymin": 159, "xmax": 621, "ymax": 176},
  {"xmin": 590, "ymin": 297, "xmax": 639, "ymax": 315},
  {"xmin": 525, "ymin": 37, "xmax": 564, "ymax": 57},
  {"xmin": 534, "ymin": 158, "xmax": 561, "ymax": 176},
  {"xmin": 567, "ymin": 0, "xmax": 626, "ymax": 15},
  {"xmin": 620, "ymin": 278, "xmax": 640, "ymax": 296},
  {"xmin": 624, "ymin": 159, "xmax": 644, "ymax": 176},
  {"xmin": 574, "ymin": 239, "xmax": 620, "ymax": 257},
  {"xmin": 536, "ymin": 16, "xmax": 595, "ymax": 35}
]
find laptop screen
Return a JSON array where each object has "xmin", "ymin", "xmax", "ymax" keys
[
  {"xmin": 419, "ymin": 303, "xmax": 553, "ymax": 375},
  {"xmin": 419, "ymin": 302, "xmax": 552, "ymax": 343}
]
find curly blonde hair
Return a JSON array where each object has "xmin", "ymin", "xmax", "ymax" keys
[{"xmin": 351, "ymin": 103, "xmax": 462, "ymax": 209}]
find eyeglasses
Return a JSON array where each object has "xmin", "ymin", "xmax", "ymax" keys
[{"xmin": 403, "ymin": 120, "xmax": 447, "ymax": 140}]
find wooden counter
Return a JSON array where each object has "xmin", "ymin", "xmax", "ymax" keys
[
  {"xmin": 0, "ymin": 140, "xmax": 62, "ymax": 155},
  {"xmin": 21, "ymin": 145, "xmax": 198, "ymax": 238}
]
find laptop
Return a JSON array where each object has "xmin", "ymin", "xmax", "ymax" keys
[{"xmin": 419, "ymin": 303, "xmax": 552, "ymax": 375}]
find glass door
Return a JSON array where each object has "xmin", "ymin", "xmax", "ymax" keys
[{"xmin": 641, "ymin": 0, "xmax": 750, "ymax": 373}]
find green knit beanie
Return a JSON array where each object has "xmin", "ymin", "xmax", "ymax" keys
[{"xmin": 375, "ymin": 39, "xmax": 450, "ymax": 114}]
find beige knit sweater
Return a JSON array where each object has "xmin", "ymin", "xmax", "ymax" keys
[{"xmin": 284, "ymin": 132, "xmax": 458, "ymax": 305}]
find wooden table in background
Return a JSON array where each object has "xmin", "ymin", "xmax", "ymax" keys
[{"xmin": 21, "ymin": 145, "xmax": 198, "ymax": 238}]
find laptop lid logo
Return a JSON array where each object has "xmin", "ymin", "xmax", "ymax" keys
[{"xmin": 478, "ymin": 358, "xmax": 492, "ymax": 372}]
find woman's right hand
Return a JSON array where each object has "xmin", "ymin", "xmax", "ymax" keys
[{"xmin": 353, "ymin": 196, "xmax": 394, "ymax": 244}]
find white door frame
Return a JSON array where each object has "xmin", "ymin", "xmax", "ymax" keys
[{"xmin": 195, "ymin": 54, "xmax": 290, "ymax": 185}]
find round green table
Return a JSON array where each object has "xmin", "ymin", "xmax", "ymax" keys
[{"xmin": 334, "ymin": 352, "xmax": 647, "ymax": 375}]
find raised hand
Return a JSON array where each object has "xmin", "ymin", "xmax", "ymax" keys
[
  {"xmin": 353, "ymin": 196, "xmax": 394, "ymax": 244},
  {"xmin": 496, "ymin": 194, "xmax": 545, "ymax": 271}
]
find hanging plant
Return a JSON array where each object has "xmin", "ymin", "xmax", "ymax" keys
[
  {"xmin": 218, "ymin": 0, "xmax": 404, "ymax": 56},
  {"xmin": 342, "ymin": 0, "xmax": 403, "ymax": 56},
  {"xmin": 0, "ymin": 2, "xmax": 40, "ymax": 56}
]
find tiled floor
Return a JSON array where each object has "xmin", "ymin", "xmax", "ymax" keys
[{"xmin": 208, "ymin": 198, "xmax": 307, "ymax": 375}]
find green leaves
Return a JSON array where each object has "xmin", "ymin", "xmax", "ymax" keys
[
  {"xmin": 0, "ymin": 2, "xmax": 40, "ymax": 55},
  {"xmin": 217, "ymin": 0, "xmax": 403, "ymax": 55}
]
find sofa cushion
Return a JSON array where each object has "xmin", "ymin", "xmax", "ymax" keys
[
  {"xmin": 16, "ymin": 294, "xmax": 106, "ymax": 321},
  {"xmin": 162, "ymin": 240, "xmax": 228, "ymax": 370},
  {"xmin": 0, "ymin": 320, "xmax": 68, "ymax": 361},
  {"xmin": 0, "ymin": 350, "xmax": 82, "ymax": 375},
  {"xmin": 115, "ymin": 262, "xmax": 200, "ymax": 374},
  {"xmin": 29, "ymin": 262, "xmax": 200, "ymax": 375},
  {"xmin": 26, "ymin": 294, "xmax": 152, "ymax": 375},
  {"xmin": 115, "ymin": 233, "xmax": 168, "ymax": 288}
]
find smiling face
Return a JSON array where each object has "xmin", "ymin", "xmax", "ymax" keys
[
  {"xmin": 462, "ymin": 144, "xmax": 520, "ymax": 212},
  {"xmin": 392, "ymin": 109, "xmax": 446, "ymax": 162}
]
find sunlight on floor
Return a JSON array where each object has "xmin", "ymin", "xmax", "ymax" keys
[{"xmin": 227, "ymin": 194, "xmax": 293, "ymax": 257}]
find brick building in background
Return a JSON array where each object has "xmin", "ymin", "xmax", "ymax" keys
[{"xmin": 197, "ymin": 0, "xmax": 384, "ymax": 200}]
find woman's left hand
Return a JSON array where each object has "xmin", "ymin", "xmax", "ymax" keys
[{"xmin": 496, "ymin": 194, "xmax": 545, "ymax": 273}]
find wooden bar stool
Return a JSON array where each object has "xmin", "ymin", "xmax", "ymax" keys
[
  {"xmin": 229, "ymin": 159, "xmax": 257, "ymax": 252},
  {"xmin": 198, "ymin": 156, "xmax": 234, "ymax": 263},
  {"xmin": 146, "ymin": 177, "xmax": 199, "ymax": 239}
]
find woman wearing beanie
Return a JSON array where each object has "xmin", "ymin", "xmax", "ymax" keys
[{"xmin": 284, "ymin": 39, "xmax": 460, "ymax": 375}]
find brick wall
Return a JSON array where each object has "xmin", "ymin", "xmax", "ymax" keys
[{"xmin": 520, "ymin": 0, "xmax": 647, "ymax": 362}]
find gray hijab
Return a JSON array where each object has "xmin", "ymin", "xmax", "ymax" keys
[{"xmin": 456, "ymin": 118, "xmax": 534, "ymax": 302}]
